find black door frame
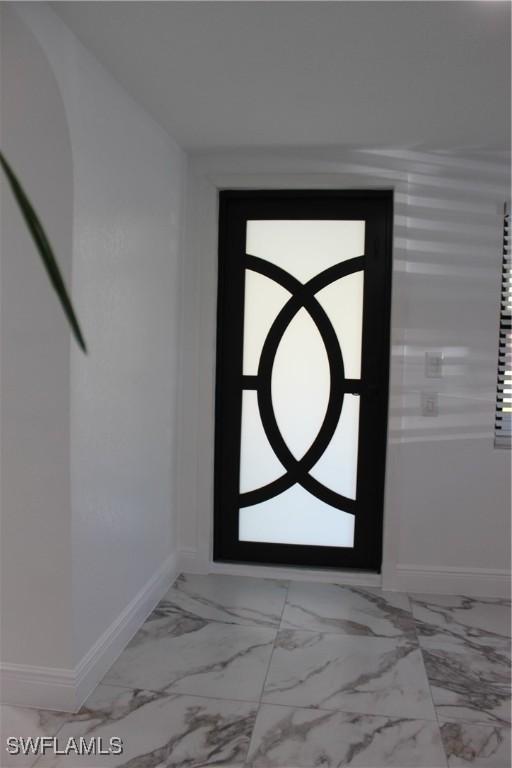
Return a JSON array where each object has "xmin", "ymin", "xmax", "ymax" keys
[{"xmin": 213, "ymin": 189, "xmax": 393, "ymax": 571}]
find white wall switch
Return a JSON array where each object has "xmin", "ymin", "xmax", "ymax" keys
[
  {"xmin": 421, "ymin": 391, "xmax": 438, "ymax": 417},
  {"xmin": 425, "ymin": 352, "xmax": 443, "ymax": 378}
]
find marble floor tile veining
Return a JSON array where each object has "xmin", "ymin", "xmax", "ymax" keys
[
  {"xmin": 440, "ymin": 720, "xmax": 512, "ymax": 767},
  {"xmin": 163, "ymin": 573, "xmax": 289, "ymax": 628},
  {"xmin": 246, "ymin": 704, "xmax": 448, "ymax": 768},
  {"xmin": 411, "ymin": 594, "xmax": 511, "ymax": 650},
  {"xmin": 281, "ymin": 581, "xmax": 416, "ymax": 638},
  {"xmin": 420, "ymin": 634, "xmax": 511, "ymax": 726},
  {"xmin": 104, "ymin": 619, "xmax": 276, "ymax": 701},
  {"xmin": 34, "ymin": 684, "xmax": 258, "ymax": 767},
  {"xmin": 262, "ymin": 628, "xmax": 436, "ymax": 720},
  {"xmin": 6, "ymin": 574, "xmax": 512, "ymax": 768}
]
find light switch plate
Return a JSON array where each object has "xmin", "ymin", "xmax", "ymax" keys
[
  {"xmin": 421, "ymin": 391, "xmax": 438, "ymax": 417},
  {"xmin": 425, "ymin": 352, "xmax": 443, "ymax": 378}
]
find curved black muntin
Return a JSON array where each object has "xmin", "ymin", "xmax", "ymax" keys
[
  {"xmin": 240, "ymin": 254, "xmax": 364, "ymax": 513},
  {"xmin": 214, "ymin": 189, "xmax": 393, "ymax": 572}
]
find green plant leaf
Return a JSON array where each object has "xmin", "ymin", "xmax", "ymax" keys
[{"xmin": 0, "ymin": 150, "xmax": 87, "ymax": 353}]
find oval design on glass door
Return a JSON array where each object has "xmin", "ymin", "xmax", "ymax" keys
[{"xmin": 240, "ymin": 252, "xmax": 364, "ymax": 514}]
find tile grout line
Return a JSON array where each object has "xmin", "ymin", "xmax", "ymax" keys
[
  {"xmin": 40, "ymin": 582, "xmax": 289, "ymax": 768},
  {"xmin": 98, "ymin": 682, "xmax": 274, "ymax": 709},
  {"xmin": 408, "ymin": 591, "xmax": 449, "ymax": 768},
  {"xmin": 18, "ymin": 580, "xmax": 512, "ymax": 768},
  {"xmin": 408, "ymin": 592, "xmax": 440, "ymax": 722},
  {"xmin": 248, "ymin": 581, "xmax": 291, "ymax": 766},
  {"xmin": 24, "ymin": 579, "xmax": 510, "ymax": 768},
  {"xmin": 243, "ymin": 583, "xmax": 450, "ymax": 768},
  {"xmin": 258, "ymin": 580, "xmax": 291, "ymax": 704},
  {"xmin": 63, "ymin": 677, "xmax": 463, "ymax": 724},
  {"xmin": 243, "ymin": 580, "xmax": 291, "ymax": 767}
]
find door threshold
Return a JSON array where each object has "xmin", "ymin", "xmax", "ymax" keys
[{"xmin": 207, "ymin": 559, "xmax": 382, "ymax": 587}]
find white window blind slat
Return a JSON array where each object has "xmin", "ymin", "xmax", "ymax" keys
[{"xmin": 495, "ymin": 203, "xmax": 511, "ymax": 447}]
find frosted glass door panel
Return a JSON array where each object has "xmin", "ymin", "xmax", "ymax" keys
[
  {"xmin": 243, "ymin": 270, "xmax": 290, "ymax": 376},
  {"xmin": 316, "ymin": 272, "xmax": 364, "ymax": 379},
  {"xmin": 272, "ymin": 307, "xmax": 330, "ymax": 460},
  {"xmin": 239, "ymin": 485, "xmax": 355, "ymax": 548},
  {"xmin": 246, "ymin": 220, "xmax": 365, "ymax": 283},
  {"xmin": 309, "ymin": 394, "xmax": 360, "ymax": 500},
  {"xmin": 240, "ymin": 391, "xmax": 285, "ymax": 493},
  {"xmin": 237, "ymin": 218, "xmax": 365, "ymax": 549}
]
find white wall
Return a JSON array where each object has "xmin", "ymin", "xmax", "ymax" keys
[
  {"xmin": 177, "ymin": 149, "xmax": 511, "ymax": 597},
  {"xmin": 0, "ymin": 4, "xmax": 74, "ymax": 670},
  {"xmin": 1, "ymin": 2, "xmax": 187, "ymax": 708}
]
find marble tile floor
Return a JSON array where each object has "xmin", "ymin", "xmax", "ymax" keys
[{"xmin": 1, "ymin": 573, "xmax": 510, "ymax": 767}]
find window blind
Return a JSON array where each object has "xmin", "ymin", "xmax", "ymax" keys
[{"xmin": 495, "ymin": 203, "xmax": 511, "ymax": 447}]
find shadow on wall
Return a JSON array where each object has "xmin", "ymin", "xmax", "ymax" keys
[{"xmin": 372, "ymin": 148, "xmax": 510, "ymax": 446}]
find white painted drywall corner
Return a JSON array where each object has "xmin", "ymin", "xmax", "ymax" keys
[{"xmin": 0, "ymin": 2, "xmax": 187, "ymax": 709}]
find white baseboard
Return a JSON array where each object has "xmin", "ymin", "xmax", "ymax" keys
[
  {"xmin": 179, "ymin": 549, "xmax": 510, "ymax": 598},
  {"xmin": 0, "ymin": 664, "xmax": 77, "ymax": 713},
  {"xmin": 0, "ymin": 551, "xmax": 179, "ymax": 712},
  {"xmin": 392, "ymin": 564, "xmax": 511, "ymax": 598}
]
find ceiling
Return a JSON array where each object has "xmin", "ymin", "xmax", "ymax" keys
[{"xmin": 52, "ymin": 1, "xmax": 510, "ymax": 151}]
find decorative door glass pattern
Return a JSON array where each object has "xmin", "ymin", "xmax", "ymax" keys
[
  {"xmin": 239, "ymin": 220, "xmax": 364, "ymax": 548},
  {"xmin": 214, "ymin": 191, "xmax": 392, "ymax": 571}
]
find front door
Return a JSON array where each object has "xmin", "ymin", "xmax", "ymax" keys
[{"xmin": 214, "ymin": 190, "xmax": 392, "ymax": 571}]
